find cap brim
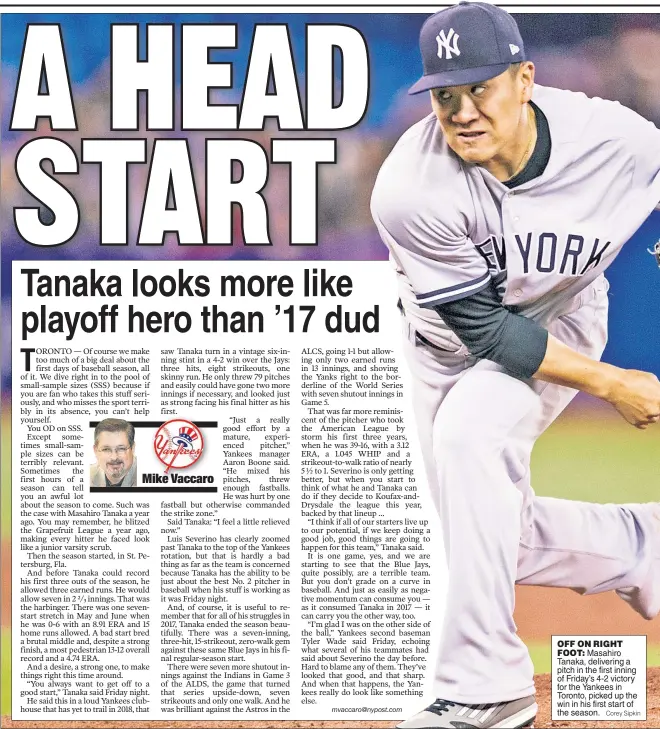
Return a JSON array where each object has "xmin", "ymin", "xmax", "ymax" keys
[{"xmin": 408, "ymin": 63, "xmax": 512, "ymax": 95}]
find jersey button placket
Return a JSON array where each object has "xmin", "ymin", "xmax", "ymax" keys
[
  {"xmin": 502, "ymin": 189, "xmax": 523, "ymax": 300},
  {"xmin": 506, "ymin": 189, "xmax": 521, "ymax": 222}
]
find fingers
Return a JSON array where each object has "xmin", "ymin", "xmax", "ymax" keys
[{"xmin": 612, "ymin": 370, "xmax": 660, "ymax": 427}]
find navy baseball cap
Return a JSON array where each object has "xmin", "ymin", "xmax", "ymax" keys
[{"xmin": 409, "ymin": 1, "xmax": 527, "ymax": 94}]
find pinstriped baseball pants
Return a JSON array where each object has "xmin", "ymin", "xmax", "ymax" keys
[{"xmin": 402, "ymin": 279, "xmax": 655, "ymax": 703}]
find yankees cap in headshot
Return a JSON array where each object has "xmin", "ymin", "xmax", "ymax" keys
[{"xmin": 409, "ymin": 1, "xmax": 527, "ymax": 94}]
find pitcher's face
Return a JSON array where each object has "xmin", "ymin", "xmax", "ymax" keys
[{"xmin": 431, "ymin": 63, "xmax": 535, "ymax": 167}]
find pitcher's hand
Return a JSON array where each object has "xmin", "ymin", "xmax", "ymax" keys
[{"xmin": 606, "ymin": 370, "xmax": 660, "ymax": 429}]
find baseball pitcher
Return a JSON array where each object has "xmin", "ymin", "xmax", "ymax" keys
[{"xmin": 371, "ymin": 3, "xmax": 660, "ymax": 728}]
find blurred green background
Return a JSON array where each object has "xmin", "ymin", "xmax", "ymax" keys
[{"xmin": 532, "ymin": 409, "xmax": 658, "ymax": 503}]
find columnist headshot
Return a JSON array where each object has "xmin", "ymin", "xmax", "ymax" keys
[{"xmin": 90, "ymin": 418, "xmax": 137, "ymax": 489}]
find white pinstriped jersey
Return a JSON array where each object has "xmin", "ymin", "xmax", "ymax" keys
[{"xmin": 371, "ymin": 84, "xmax": 660, "ymax": 352}]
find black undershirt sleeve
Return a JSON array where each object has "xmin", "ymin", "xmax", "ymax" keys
[{"xmin": 432, "ymin": 281, "xmax": 549, "ymax": 379}]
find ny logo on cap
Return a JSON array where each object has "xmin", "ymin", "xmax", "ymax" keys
[{"xmin": 436, "ymin": 28, "xmax": 460, "ymax": 60}]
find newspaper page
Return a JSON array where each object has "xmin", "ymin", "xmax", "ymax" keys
[{"xmin": 1, "ymin": 4, "xmax": 660, "ymax": 729}]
